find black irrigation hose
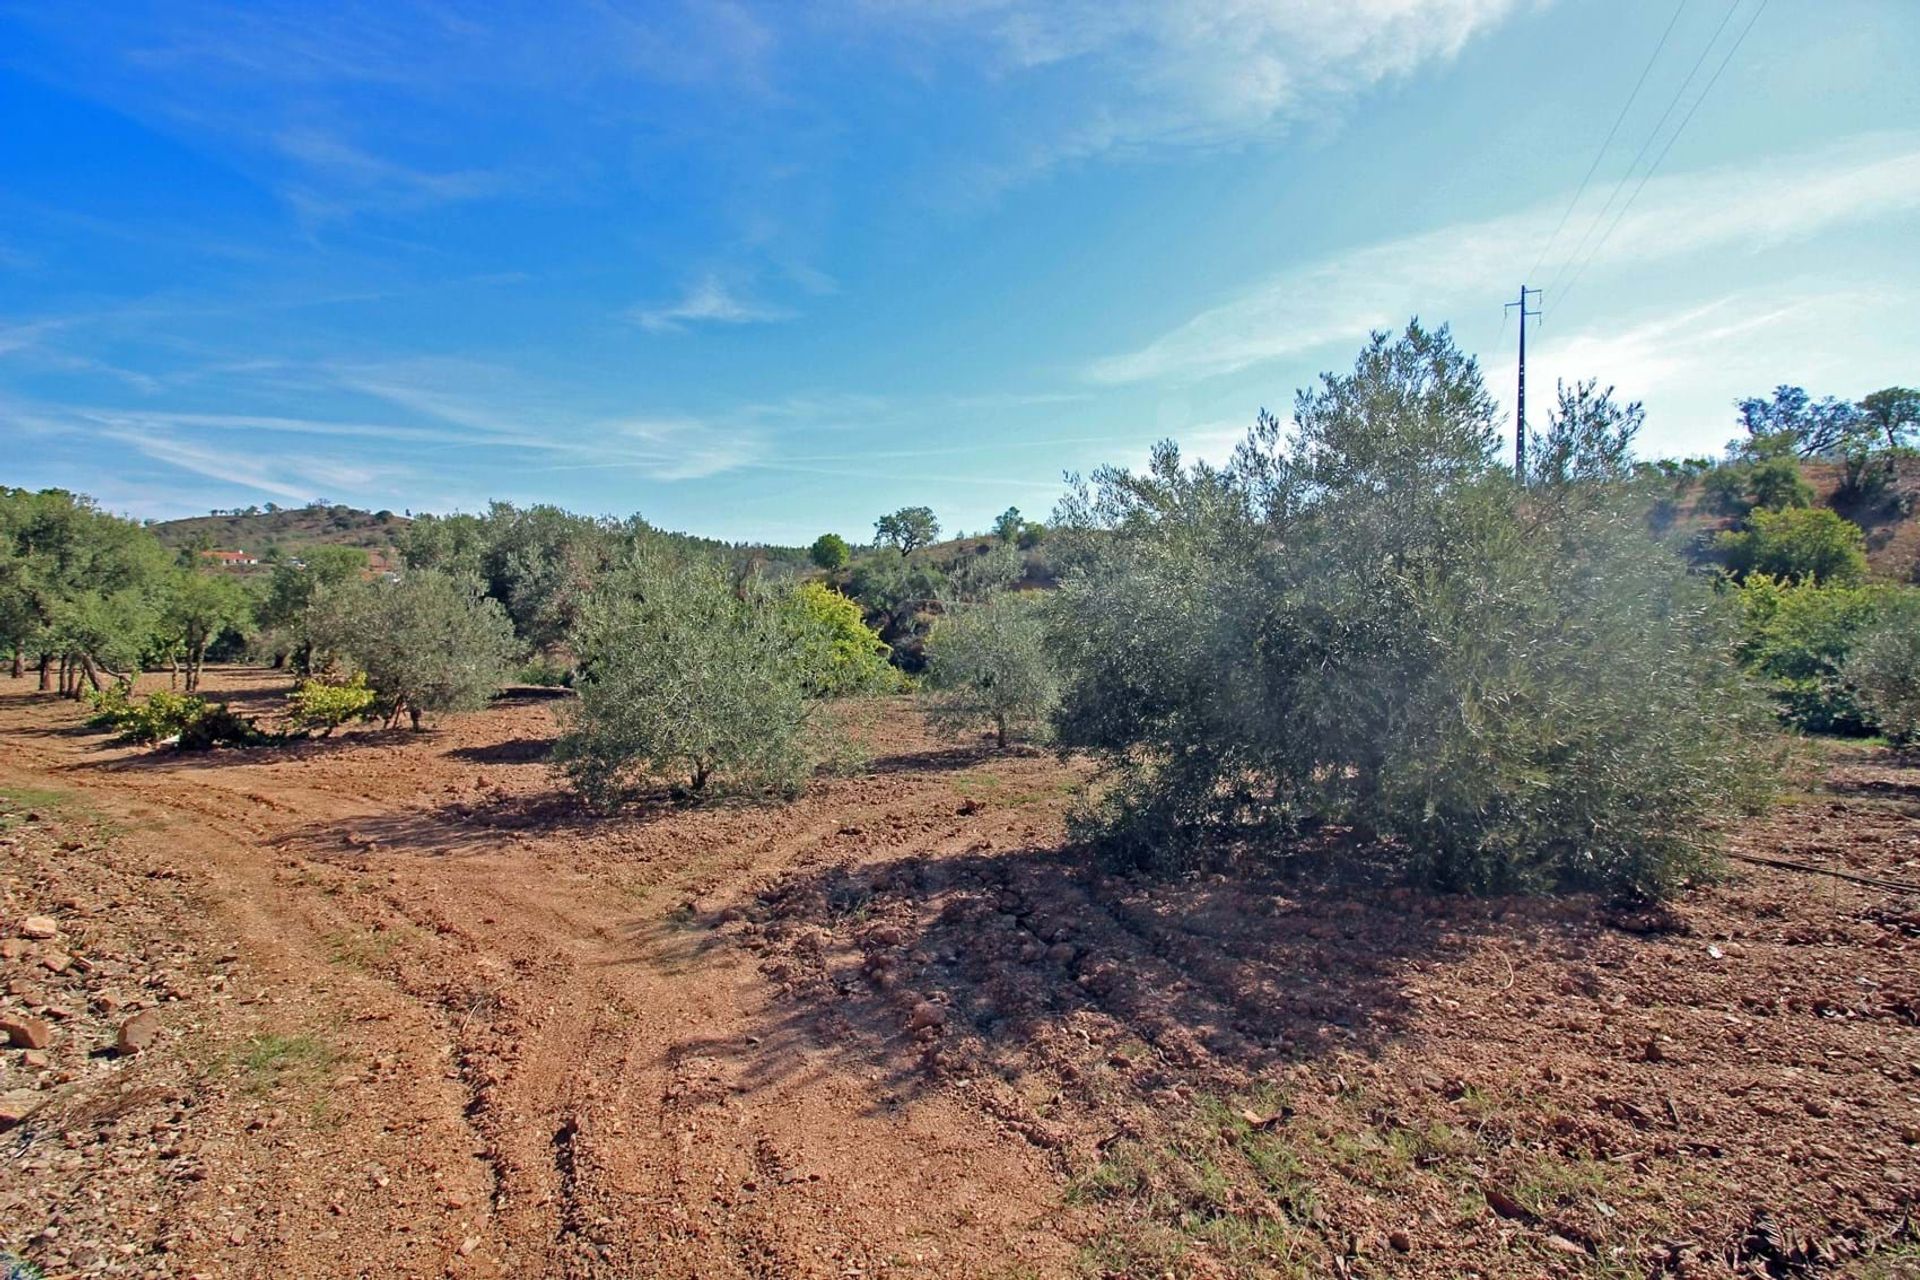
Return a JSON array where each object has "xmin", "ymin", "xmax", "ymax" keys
[{"xmin": 1726, "ymin": 850, "xmax": 1920, "ymax": 895}]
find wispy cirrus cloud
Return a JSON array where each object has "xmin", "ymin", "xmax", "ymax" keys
[
  {"xmin": 861, "ymin": 0, "xmax": 1534, "ymax": 184},
  {"xmin": 627, "ymin": 275, "xmax": 797, "ymax": 334},
  {"xmin": 1087, "ymin": 134, "xmax": 1920, "ymax": 386}
]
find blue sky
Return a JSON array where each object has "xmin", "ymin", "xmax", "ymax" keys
[{"xmin": 3, "ymin": 0, "xmax": 1917, "ymax": 544}]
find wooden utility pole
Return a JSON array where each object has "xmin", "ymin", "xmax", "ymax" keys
[{"xmin": 1506, "ymin": 285, "xmax": 1541, "ymax": 479}]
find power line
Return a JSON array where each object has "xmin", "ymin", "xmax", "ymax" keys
[
  {"xmin": 1524, "ymin": 0, "xmax": 1691, "ymax": 286},
  {"xmin": 1549, "ymin": 0, "xmax": 1769, "ymax": 318},
  {"xmin": 1538, "ymin": 0, "xmax": 1746, "ymax": 308}
]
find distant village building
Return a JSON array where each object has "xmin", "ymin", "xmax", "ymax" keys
[{"xmin": 200, "ymin": 548, "xmax": 259, "ymax": 567}]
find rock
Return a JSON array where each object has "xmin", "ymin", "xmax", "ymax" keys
[
  {"xmin": 906, "ymin": 1001, "xmax": 946, "ymax": 1031},
  {"xmin": 0, "ymin": 1089, "xmax": 42, "ymax": 1130},
  {"xmin": 0, "ymin": 939, "xmax": 24, "ymax": 960},
  {"xmin": 1545, "ymin": 1234, "xmax": 1589, "ymax": 1257},
  {"xmin": 1046, "ymin": 942, "xmax": 1078, "ymax": 966},
  {"xmin": 458, "ymin": 1235, "xmax": 481, "ymax": 1257},
  {"xmin": 22, "ymin": 1050, "xmax": 48, "ymax": 1069},
  {"xmin": 19, "ymin": 917, "xmax": 58, "ymax": 940},
  {"xmin": 117, "ymin": 1010, "xmax": 162, "ymax": 1055},
  {"xmin": 1389, "ymin": 1230, "xmax": 1413, "ymax": 1253},
  {"xmin": 0, "ymin": 1015, "xmax": 52, "ymax": 1050},
  {"xmin": 39, "ymin": 952, "xmax": 72, "ymax": 974}
]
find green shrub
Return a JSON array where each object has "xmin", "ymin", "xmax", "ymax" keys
[
  {"xmin": 1716, "ymin": 506, "xmax": 1868, "ymax": 585},
  {"xmin": 515, "ymin": 656, "xmax": 572, "ymax": 687},
  {"xmin": 1729, "ymin": 575, "xmax": 1889, "ymax": 734},
  {"xmin": 1746, "ymin": 456, "xmax": 1814, "ymax": 511},
  {"xmin": 790, "ymin": 581, "xmax": 898, "ymax": 696},
  {"xmin": 84, "ymin": 681, "xmax": 135, "ymax": 729},
  {"xmin": 91, "ymin": 688, "xmax": 264, "ymax": 748},
  {"xmin": 287, "ymin": 673, "xmax": 377, "ymax": 737},
  {"xmin": 1050, "ymin": 323, "xmax": 1777, "ymax": 899},
  {"xmin": 1844, "ymin": 605, "xmax": 1920, "ymax": 743},
  {"xmin": 924, "ymin": 591, "xmax": 1058, "ymax": 747}
]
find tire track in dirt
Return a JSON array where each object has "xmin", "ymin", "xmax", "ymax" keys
[{"xmin": 4, "ymin": 671, "xmax": 1087, "ymax": 1277}]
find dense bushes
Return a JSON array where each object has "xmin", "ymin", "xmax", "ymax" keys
[
  {"xmin": 85, "ymin": 686, "xmax": 264, "ymax": 748},
  {"xmin": 791, "ymin": 581, "xmax": 898, "ymax": 696},
  {"xmin": 1728, "ymin": 575, "xmax": 1887, "ymax": 734},
  {"xmin": 1048, "ymin": 322, "xmax": 1776, "ymax": 898}
]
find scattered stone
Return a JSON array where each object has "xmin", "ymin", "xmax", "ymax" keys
[
  {"xmin": 0, "ymin": 939, "xmax": 25, "ymax": 960},
  {"xmin": 22, "ymin": 1050, "xmax": 49, "ymax": 1069},
  {"xmin": 0, "ymin": 1015, "xmax": 52, "ymax": 1050},
  {"xmin": 0, "ymin": 1089, "xmax": 43, "ymax": 1130},
  {"xmin": 1389, "ymin": 1230, "xmax": 1413, "ymax": 1253},
  {"xmin": 117, "ymin": 1010, "xmax": 162, "ymax": 1055},
  {"xmin": 458, "ymin": 1235, "xmax": 481, "ymax": 1257},
  {"xmin": 906, "ymin": 1001, "xmax": 946, "ymax": 1031},
  {"xmin": 19, "ymin": 917, "xmax": 58, "ymax": 940},
  {"xmin": 40, "ymin": 951, "xmax": 72, "ymax": 974}
]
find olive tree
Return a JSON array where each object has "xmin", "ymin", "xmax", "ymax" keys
[
  {"xmin": 314, "ymin": 570, "xmax": 517, "ymax": 730},
  {"xmin": 1845, "ymin": 604, "xmax": 1920, "ymax": 743},
  {"xmin": 924, "ymin": 590, "xmax": 1058, "ymax": 748},
  {"xmin": 556, "ymin": 557, "xmax": 823, "ymax": 804},
  {"xmin": 1050, "ymin": 321, "xmax": 1776, "ymax": 898}
]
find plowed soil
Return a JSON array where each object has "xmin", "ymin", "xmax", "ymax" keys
[{"xmin": 1, "ymin": 668, "xmax": 1916, "ymax": 1280}]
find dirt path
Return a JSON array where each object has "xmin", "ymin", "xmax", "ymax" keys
[
  {"xmin": 4, "ymin": 669, "xmax": 1919, "ymax": 1280},
  {"xmin": 0, "ymin": 671, "xmax": 1087, "ymax": 1278}
]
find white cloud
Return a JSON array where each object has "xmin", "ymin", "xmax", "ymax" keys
[
  {"xmin": 627, "ymin": 276, "xmax": 796, "ymax": 334},
  {"xmin": 1088, "ymin": 134, "xmax": 1920, "ymax": 386},
  {"xmin": 100, "ymin": 428, "xmax": 395, "ymax": 503},
  {"xmin": 863, "ymin": 0, "xmax": 1531, "ymax": 171}
]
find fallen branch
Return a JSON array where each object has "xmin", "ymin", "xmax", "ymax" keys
[{"xmin": 1726, "ymin": 851, "xmax": 1920, "ymax": 895}]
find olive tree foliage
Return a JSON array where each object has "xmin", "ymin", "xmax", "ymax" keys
[
  {"xmin": 310, "ymin": 570, "xmax": 517, "ymax": 730},
  {"xmin": 924, "ymin": 590, "xmax": 1059, "ymax": 748},
  {"xmin": 555, "ymin": 556, "xmax": 825, "ymax": 804},
  {"xmin": 1843, "ymin": 600, "xmax": 1920, "ymax": 743},
  {"xmin": 1527, "ymin": 380, "xmax": 1641, "ymax": 488},
  {"xmin": 1049, "ymin": 321, "xmax": 1776, "ymax": 898},
  {"xmin": 257, "ymin": 545, "xmax": 368, "ymax": 672}
]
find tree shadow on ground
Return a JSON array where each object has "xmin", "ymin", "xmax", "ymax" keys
[
  {"xmin": 444, "ymin": 737, "xmax": 554, "ymax": 765},
  {"xmin": 665, "ymin": 839, "xmax": 1588, "ymax": 1120},
  {"xmin": 268, "ymin": 783, "xmax": 769, "ymax": 861},
  {"xmin": 864, "ymin": 745, "xmax": 1003, "ymax": 775},
  {"xmin": 62, "ymin": 725, "xmax": 420, "ymax": 775}
]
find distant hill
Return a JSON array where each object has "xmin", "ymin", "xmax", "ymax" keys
[
  {"xmin": 1657, "ymin": 457, "xmax": 1920, "ymax": 583},
  {"xmin": 149, "ymin": 504, "xmax": 407, "ymax": 572}
]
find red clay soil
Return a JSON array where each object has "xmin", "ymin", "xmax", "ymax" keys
[{"xmin": 0, "ymin": 668, "xmax": 1915, "ymax": 1279}]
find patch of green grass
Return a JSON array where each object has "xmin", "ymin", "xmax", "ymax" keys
[
  {"xmin": 1855, "ymin": 1242, "xmax": 1920, "ymax": 1280},
  {"xmin": 234, "ymin": 1031, "xmax": 340, "ymax": 1095},
  {"xmin": 1510, "ymin": 1151, "xmax": 1614, "ymax": 1218},
  {"xmin": 1070, "ymin": 1092, "xmax": 1319, "ymax": 1278},
  {"xmin": 321, "ymin": 927, "xmax": 396, "ymax": 970}
]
